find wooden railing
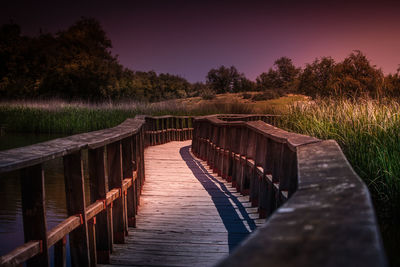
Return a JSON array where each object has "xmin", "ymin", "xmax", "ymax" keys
[
  {"xmin": 0, "ymin": 115, "xmax": 193, "ymax": 267},
  {"xmin": 191, "ymin": 115, "xmax": 387, "ymax": 267}
]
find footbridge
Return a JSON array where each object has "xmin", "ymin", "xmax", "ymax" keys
[{"xmin": 0, "ymin": 115, "xmax": 387, "ymax": 267}]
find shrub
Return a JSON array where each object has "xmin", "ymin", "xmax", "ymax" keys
[
  {"xmin": 251, "ymin": 90, "xmax": 281, "ymax": 101},
  {"xmin": 200, "ymin": 88, "xmax": 216, "ymax": 100},
  {"xmin": 242, "ymin": 92, "xmax": 252, "ymax": 99}
]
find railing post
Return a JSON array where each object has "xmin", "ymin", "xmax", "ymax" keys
[
  {"xmin": 160, "ymin": 118, "xmax": 164, "ymax": 144},
  {"xmin": 249, "ymin": 132, "xmax": 261, "ymax": 207},
  {"xmin": 256, "ymin": 136, "xmax": 268, "ymax": 218},
  {"xmin": 179, "ymin": 118, "xmax": 184, "ymax": 141},
  {"xmin": 262, "ymin": 140, "xmax": 279, "ymax": 216},
  {"xmin": 54, "ymin": 237, "xmax": 67, "ymax": 267},
  {"xmin": 20, "ymin": 164, "xmax": 50, "ymax": 267},
  {"xmin": 63, "ymin": 151, "xmax": 90, "ymax": 266},
  {"xmin": 88, "ymin": 146, "xmax": 112, "ymax": 263},
  {"xmin": 122, "ymin": 137, "xmax": 136, "ymax": 227},
  {"xmin": 184, "ymin": 117, "xmax": 189, "ymax": 140},
  {"xmin": 139, "ymin": 126, "xmax": 146, "ymax": 191},
  {"xmin": 238, "ymin": 127, "xmax": 249, "ymax": 194},
  {"xmin": 87, "ymin": 218, "xmax": 96, "ymax": 267},
  {"xmin": 107, "ymin": 142, "xmax": 126, "ymax": 244},
  {"xmin": 229, "ymin": 126, "xmax": 239, "ymax": 186},
  {"xmin": 219, "ymin": 125, "xmax": 226, "ymax": 178}
]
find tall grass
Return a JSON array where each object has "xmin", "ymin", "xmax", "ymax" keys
[
  {"xmin": 277, "ymin": 98, "xmax": 400, "ymax": 221},
  {"xmin": 276, "ymin": 98, "xmax": 400, "ymax": 265},
  {"xmin": 0, "ymin": 99, "xmax": 257, "ymax": 134}
]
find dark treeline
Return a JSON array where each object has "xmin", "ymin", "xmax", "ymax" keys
[
  {"xmin": 1, "ymin": 18, "xmax": 400, "ymax": 101},
  {"xmin": 0, "ymin": 18, "xmax": 193, "ymax": 101}
]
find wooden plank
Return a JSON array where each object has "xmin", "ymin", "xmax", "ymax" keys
[
  {"xmin": 0, "ymin": 117, "xmax": 146, "ymax": 174},
  {"xmin": 122, "ymin": 137, "xmax": 136, "ymax": 228},
  {"xmin": 88, "ymin": 219, "xmax": 97, "ymax": 267},
  {"xmin": 63, "ymin": 151, "xmax": 90, "ymax": 266},
  {"xmin": 107, "ymin": 140, "xmax": 256, "ymax": 266},
  {"xmin": 107, "ymin": 142, "xmax": 125, "ymax": 244},
  {"xmin": 0, "ymin": 241, "xmax": 41, "ymax": 267},
  {"xmin": 20, "ymin": 164, "xmax": 49, "ymax": 267},
  {"xmin": 48, "ymin": 216, "xmax": 81, "ymax": 247},
  {"xmin": 88, "ymin": 146, "xmax": 111, "ymax": 262}
]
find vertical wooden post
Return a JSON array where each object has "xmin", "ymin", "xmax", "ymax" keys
[
  {"xmin": 179, "ymin": 118, "xmax": 183, "ymax": 141},
  {"xmin": 20, "ymin": 164, "xmax": 49, "ymax": 267},
  {"xmin": 107, "ymin": 141, "xmax": 126, "ymax": 244},
  {"xmin": 88, "ymin": 218, "xmax": 97, "ymax": 267},
  {"xmin": 88, "ymin": 146, "xmax": 112, "ymax": 263},
  {"xmin": 184, "ymin": 117, "xmax": 189, "ymax": 140},
  {"xmin": 249, "ymin": 133, "xmax": 261, "ymax": 207},
  {"xmin": 264, "ymin": 139, "xmax": 278, "ymax": 216},
  {"xmin": 122, "ymin": 137, "xmax": 136, "ymax": 227},
  {"xmin": 63, "ymin": 151, "xmax": 90, "ymax": 267},
  {"xmin": 54, "ymin": 237, "xmax": 67, "ymax": 267}
]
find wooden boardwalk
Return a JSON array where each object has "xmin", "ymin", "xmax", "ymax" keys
[{"xmin": 102, "ymin": 141, "xmax": 263, "ymax": 267}]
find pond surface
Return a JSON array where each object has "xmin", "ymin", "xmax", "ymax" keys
[{"xmin": 0, "ymin": 133, "xmax": 90, "ymax": 266}]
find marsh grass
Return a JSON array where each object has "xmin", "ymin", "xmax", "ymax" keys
[
  {"xmin": 0, "ymin": 99, "xmax": 259, "ymax": 134},
  {"xmin": 277, "ymin": 98, "xmax": 400, "ymax": 221},
  {"xmin": 276, "ymin": 98, "xmax": 400, "ymax": 265}
]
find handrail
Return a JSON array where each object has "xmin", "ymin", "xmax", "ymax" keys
[
  {"xmin": 191, "ymin": 115, "xmax": 387, "ymax": 267},
  {"xmin": 0, "ymin": 115, "xmax": 193, "ymax": 267}
]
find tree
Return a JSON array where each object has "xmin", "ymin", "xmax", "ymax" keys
[
  {"xmin": 332, "ymin": 50, "xmax": 384, "ymax": 98},
  {"xmin": 256, "ymin": 57, "xmax": 300, "ymax": 93},
  {"xmin": 298, "ymin": 57, "xmax": 336, "ymax": 98},
  {"xmin": 383, "ymin": 66, "xmax": 400, "ymax": 98},
  {"xmin": 206, "ymin": 65, "xmax": 244, "ymax": 93}
]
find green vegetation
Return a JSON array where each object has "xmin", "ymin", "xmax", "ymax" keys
[
  {"xmin": 275, "ymin": 98, "xmax": 400, "ymax": 266},
  {"xmin": 277, "ymin": 98, "xmax": 400, "ymax": 220},
  {"xmin": 0, "ymin": 98, "xmax": 260, "ymax": 134}
]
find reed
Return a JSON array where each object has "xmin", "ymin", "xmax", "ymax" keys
[
  {"xmin": 0, "ymin": 99, "xmax": 257, "ymax": 134},
  {"xmin": 277, "ymin": 98, "xmax": 400, "ymax": 220}
]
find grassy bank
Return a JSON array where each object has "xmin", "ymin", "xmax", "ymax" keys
[
  {"xmin": 0, "ymin": 100, "xmax": 254, "ymax": 134},
  {"xmin": 1, "ymin": 95, "xmax": 300, "ymax": 134},
  {"xmin": 277, "ymin": 98, "xmax": 400, "ymax": 220},
  {"xmin": 275, "ymin": 98, "xmax": 400, "ymax": 266}
]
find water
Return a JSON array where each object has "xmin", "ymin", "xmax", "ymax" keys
[{"xmin": 0, "ymin": 133, "xmax": 89, "ymax": 265}]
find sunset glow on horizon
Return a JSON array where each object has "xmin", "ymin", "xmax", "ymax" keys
[{"xmin": 2, "ymin": 0, "xmax": 399, "ymax": 82}]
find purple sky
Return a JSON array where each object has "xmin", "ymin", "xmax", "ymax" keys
[{"xmin": 1, "ymin": 0, "xmax": 400, "ymax": 82}]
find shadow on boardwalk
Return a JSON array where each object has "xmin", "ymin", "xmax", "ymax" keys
[{"xmin": 179, "ymin": 145, "xmax": 256, "ymax": 252}]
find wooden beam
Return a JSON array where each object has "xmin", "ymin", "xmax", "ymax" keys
[
  {"xmin": 0, "ymin": 241, "xmax": 41, "ymax": 267},
  {"xmin": 20, "ymin": 164, "xmax": 49, "ymax": 267},
  {"xmin": 122, "ymin": 137, "xmax": 135, "ymax": 228},
  {"xmin": 88, "ymin": 146, "xmax": 112, "ymax": 263},
  {"xmin": 54, "ymin": 237, "xmax": 66, "ymax": 267},
  {"xmin": 63, "ymin": 151, "xmax": 90, "ymax": 267},
  {"xmin": 107, "ymin": 142, "xmax": 126, "ymax": 244}
]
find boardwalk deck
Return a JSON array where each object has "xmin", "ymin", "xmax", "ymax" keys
[{"xmin": 101, "ymin": 141, "xmax": 263, "ymax": 267}]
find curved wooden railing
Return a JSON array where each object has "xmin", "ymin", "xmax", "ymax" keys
[
  {"xmin": 0, "ymin": 115, "xmax": 193, "ymax": 267},
  {"xmin": 191, "ymin": 114, "xmax": 387, "ymax": 267}
]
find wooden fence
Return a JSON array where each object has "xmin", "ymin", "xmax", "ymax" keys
[
  {"xmin": 191, "ymin": 114, "xmax": 387, "ymax": 267},
  {"xmin": 0, "ymin": 115, "xmax": 193, "ymax": 267}
]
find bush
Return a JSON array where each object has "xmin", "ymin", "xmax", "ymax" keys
[
  {"xmin": 200, "ymin": 88, "xmax": 216, "ymax": 100},
  {"xmin": 251, "ymin": 90, "xmax": 281, "ymax": 101},
  {"xmin": 242, "ymin": 92, "xmax": 252, "ymax": 99}
]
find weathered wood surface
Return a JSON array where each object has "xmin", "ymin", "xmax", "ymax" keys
[
  {"xmin": 100, "ymin": 140, "xmax": 261, "ymax": 267},
  {"xmin": 0, "ymin": 117, "xmax": 146, "ymax": 173}
]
